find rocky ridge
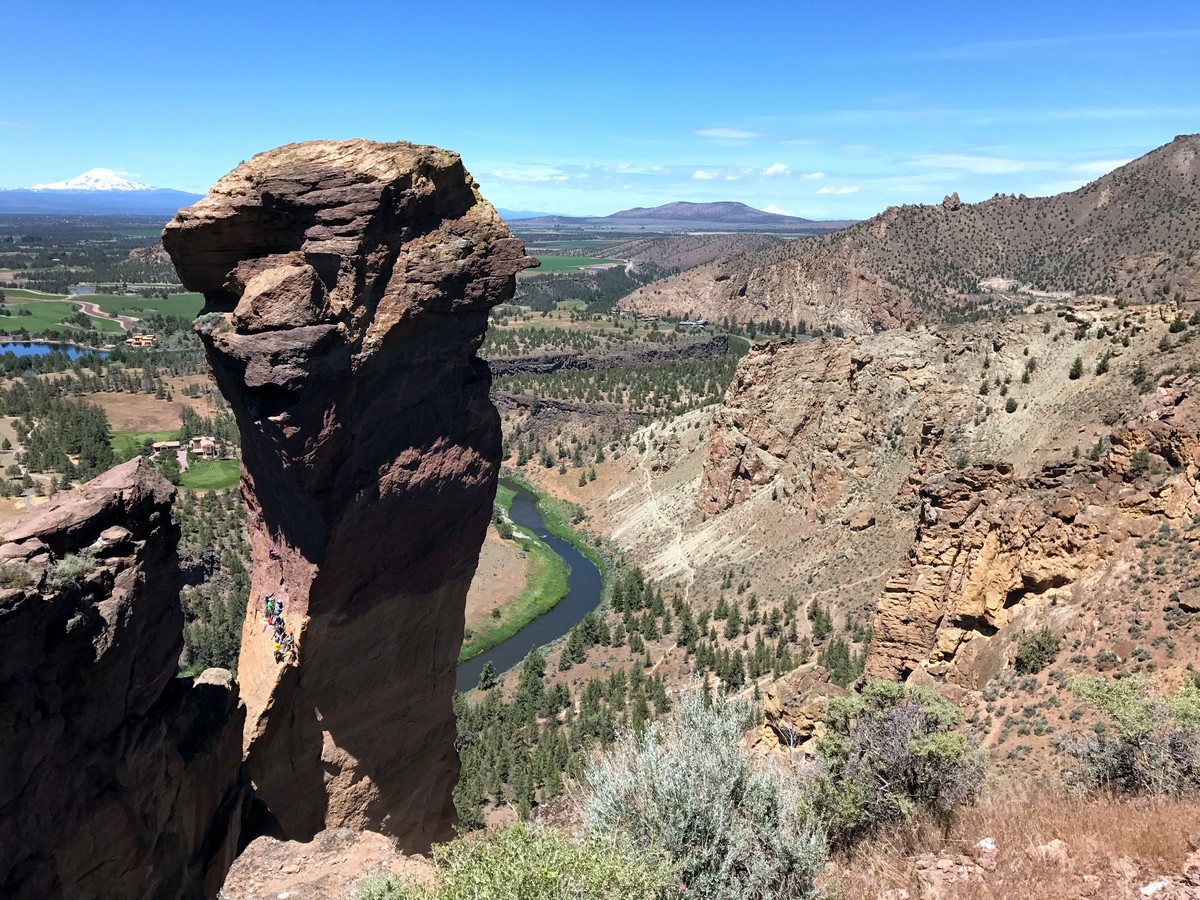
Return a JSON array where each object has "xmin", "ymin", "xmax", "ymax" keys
[
  {"xmin": 163, "ymin": 139, "xmax": 532, "ymax": 851},
  {"xmin": 0, "ymin": 459, "xmax": 245, "ymax": 899},
  {"xmin": 619, "ymin": 134, "xmax": 1200, "ymax": 331},
  {"xmin": 680, "ymin": 301, "xmax": 1200, "ymax": 772}
]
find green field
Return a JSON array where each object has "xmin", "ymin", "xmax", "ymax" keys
[
  {"xmin": 180, "ymin": 458, "xmax": 240, "ymax": 490},
  {"xmin": 526, "ymin": 240, "xmax": 621, "ymax": 251},
  {"xmin": 81, "ymin": 293, "xmax": 205, "ymax": 319},
  {"xmin": 526, "ymin": 255, "xmax": 623, "ymax": 274},
  {"xmin": 0, "ymin": 300, "xmax": 125, "ymax": 335},
  {"xmin": 111, "ymin": 431, "xmax": 178, "ymax": 458},
  {"xmin": 0, "ymin": 288, "xmax": 68, "ymax": 300}
]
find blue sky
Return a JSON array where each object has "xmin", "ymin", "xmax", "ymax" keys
[{"xmin": 2, "ymin": 1, "xmax": 1198, "ymax": 218}]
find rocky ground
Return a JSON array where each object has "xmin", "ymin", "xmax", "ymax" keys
[{"xmin": 221, "ymin": 829, "xmax": 431, "ymax": 900}]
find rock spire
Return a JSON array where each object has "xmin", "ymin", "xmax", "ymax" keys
[{"xmin": 163, "ymin": 139, "xmax": 532, "ymax": 849}]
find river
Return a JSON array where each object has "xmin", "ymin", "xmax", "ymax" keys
[{"xmin": 456, "ymin": 479, "xmax": 603, "ymax": 692}]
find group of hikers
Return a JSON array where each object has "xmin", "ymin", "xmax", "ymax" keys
[
  {"xmin": 263, "ymin": 545, "xmax": 297, "ymax": 665},
  {"xmin": 264, "ymin": 594, "xmax": 297, "ymax": 664}
]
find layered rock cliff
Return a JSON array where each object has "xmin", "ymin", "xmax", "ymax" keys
[
  {"xmin": 0, "ymin": 459, "xmax": 245, "ymax": 899},
  {"xmin": 866, "ymin": 376, "xmax": 1200, "ymax": 685},
  {"xmin": 163, "ymin": 140, "xmax": 531, "ymax": 850}
]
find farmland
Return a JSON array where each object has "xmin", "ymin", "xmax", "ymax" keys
[
  {"xmin": 524, "ymin": 255, "xmax": 623, "ymax": 275},
  {"xmin": 0, "ymin": 299, "xmax": 125, "ymax": 335}
]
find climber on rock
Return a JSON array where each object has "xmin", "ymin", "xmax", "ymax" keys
[{"xmin": 268, "ymin": 545, "xmax": 281, "ymax": 561}]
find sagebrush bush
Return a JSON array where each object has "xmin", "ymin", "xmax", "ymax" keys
[
  {"xmin": 352, "ymin": 824, "xmax": 675, "ymax": 900},
  {"xmin": 0, "ymin": 563, "xmax": 31, "ymax": 589},
  {"xmin": 811, "ymin": 680, "xmax": 986, "ymax": 845},
  {"xmin": 1015, "ymin": 627, "xmax": 1061, "ymax": 674},
  {"xmin": 1061, "ymin": 675, "xmax": 1200, "ymax": 796},
  {"xmin": 45, "ymin": 548, "xmax": 96, "ymax": 591},
  {"xmin": 353, "ymin": 872, "xmax": 409, "ymax": 900},
  {"xmin": 583, "ymin": 688, "xmax": 824, "ymax": 900}
]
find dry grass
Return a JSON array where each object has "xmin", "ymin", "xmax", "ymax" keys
[{"xmin": 824, "ymin": 781, "xmax": 1199, "ymax": 899}]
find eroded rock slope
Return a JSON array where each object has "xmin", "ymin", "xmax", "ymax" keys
[{"xmin": 163, "ymin": 140, "xmax": 531, "ymax": 850}]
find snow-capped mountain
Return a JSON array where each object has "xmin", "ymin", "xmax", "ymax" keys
[
  {"xmin": 0, "ymin": 168, "xmax": 203, "ymax": 216},
  {"xmin": 30, "ymin": 168, "xmax": 152, "ymax": 191}
]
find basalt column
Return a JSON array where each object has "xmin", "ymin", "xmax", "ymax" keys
[{"xmin": 163, "ymin": 140, "xmax": 533, "ymax": 849}]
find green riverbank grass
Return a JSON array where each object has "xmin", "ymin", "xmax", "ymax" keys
[
  {"xmin": 457, "ymin": 473, "xmax": 611, "ymax": 665},
  {"xmin": 458, "ymin": 531, "xmax": 568, "ymax": 664}
]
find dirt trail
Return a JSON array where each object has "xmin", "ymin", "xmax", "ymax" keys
[{"xmin": 73, "ymin": 300, "xmax": 135, "ymax": 332}]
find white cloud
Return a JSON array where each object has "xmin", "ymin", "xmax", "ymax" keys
[
  {"xmin": 694, "ymin": 127, "xmax": 764, "ymax": 140},
  {"xmin": 907, "ymin": 153, "xmax": 1046, "ymax": 174},
  {"xmin": 614, "ymin": 162, "xmax": 666, "ymax": 174},
  {"xmin": 916, "ymin": 30, "xmax": 1200, "ymax": 62},
  {"xmin": 762, "ymin": 203, "xmax": 792, "ymax": 216},
  {"xmin": 762, "ymin": 162, "xmax": 791, "ymax": 177},
  {"xmin": 817, "ymin": 186, "xmax": 860, "ymax": 195},
  {"xmin": 724, "ymin": 174, "xmax": 741, "ymax": 181},
  {"xmin": 490, "ymin": 165, "xmax": 569, "ymax": 183},
  {"xmin": 692, "ymin": 170, "xmax": 719, "ymax": 180},
  {"xmin": 1065, "ymin": 158, "xmax": 1131, "ymax": 176},
  {"xmin": 801, "ymin": 171, "xmax": 825, "ymax": 180},
  {"xmin": 907, "ymin": 153, "xmax": 1129, "ymax": 178}
]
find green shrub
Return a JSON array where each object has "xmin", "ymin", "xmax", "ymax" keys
[
  {"xmin": 352, "ymin": 872, "xmax": 411, "ymax": 900},
  {"xmin": 1004, "ymin": 397, "xmax": 1018, "ymax": 413},
  {"xmin": 1015, "ymin": 627, "xmax": 1060, "ymax": 674},
  {"xmin": 583, "ymin": 689, "xmax": 824, "ymax": 900},
  {"xmin": 811, "ymin": 681, "xmax": 986, "ymax": 845},
  {"xmin": 0, "ymin": 563, "xmax": 32, "ymax": 589},
  {"xmin": 1069, "ymin": 356, "xmax": 1083, "ymax": 379},
  {"xmin": 45, "ymin": 548, "xmax": 97, "ymax": 591},
  {"xmin": 1129, "ymin": 448, "xmax": 1151, "ymax": 478},
  {"xmin": 1062, "ymin": 675, "xmax": 1200, "ymax": 796},
  {"xmin": 356, "ymin": 824, "xmax": 677, "ymax": 900}
]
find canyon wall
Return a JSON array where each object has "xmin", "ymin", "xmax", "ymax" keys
[
  {"xmin": 0, "ymin": 460, "xmax": 245, "ymax": 899},
  {"xmin": 866, "ymin": 378, "xmax": 1200, "ymax": 685},
  {"xmin": 163, "ymin": 140, "xmax": 531, "ymax": 850},
  {"xmin": 696, "ymin": 305, "xmax": 1200, "ymax": 691}
]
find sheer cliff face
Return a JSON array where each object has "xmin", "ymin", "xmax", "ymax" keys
[
  {"xmin": 163, "ymin": 140, "xmax": 531, "ymax": 850},
  {"xmin": 0, "ymin": 460, "xmax": 245, "ymax": 899}
]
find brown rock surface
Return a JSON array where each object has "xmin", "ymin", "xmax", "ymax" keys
[
  {"xmin": 0, "ymin": 459, "xmax": 245, "ymax": 899},
  {"xmin": 866, "ymin": 376, "xmax": 1200, "ymax": 684},
  {"xmin": 222, "ymin": 828, "xmax": 432, "ymax": 900},
  {"xmin": 754, "ymin": 664, "xmax": 848, "ymax": 753},
  {"xmin": 163, "ymin": 140, "xmax": 532, "ymax": 850}
]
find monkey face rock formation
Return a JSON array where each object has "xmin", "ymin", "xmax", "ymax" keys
[
  {"xmin": 163, "ymin": 140, "xmax": 532, "ymax": 850},
  {"xmin": 0, "ymin": 459, "xmax": 245, "ymax": 899}
]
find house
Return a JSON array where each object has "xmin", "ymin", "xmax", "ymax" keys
[
  {"xmin": 152, "ymin": 440, "xmax": 181, "ymax": 451},
  {"xmin": 189, "ymin": 436, "xmax": 219, "ymax": 459},
  {"xmin": 124, "ymin": 334, "xmax": 159, "ymax": 348}
]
